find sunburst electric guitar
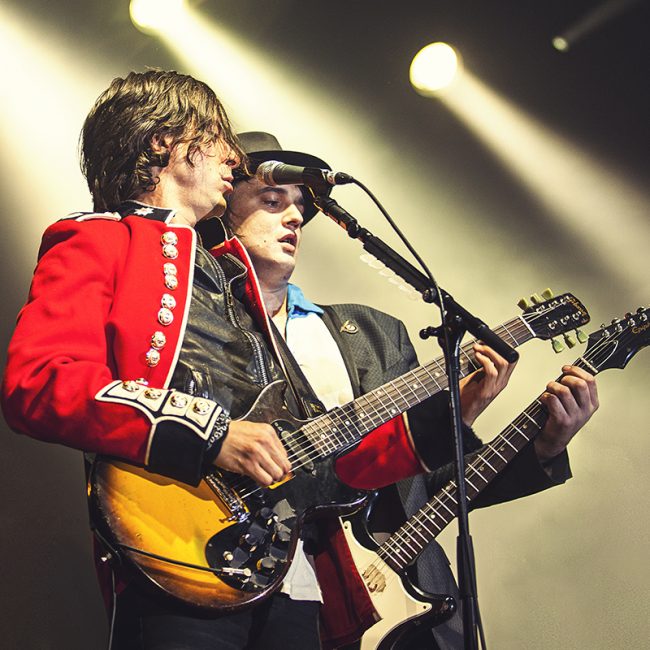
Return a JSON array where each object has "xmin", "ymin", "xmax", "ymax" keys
[
  {"xmin": 345, "ymin": 307, "xmax": 649, "ymax": 650},
  {"xmin": 89, "ymin": 291, "xmax": 589, "ymax": 612}
]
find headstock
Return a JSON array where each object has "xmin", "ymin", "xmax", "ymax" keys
[
  {"xmin": 518, "ymin": 288, "xmax": 590, "ymax": 351},
  {"xmin": 581, "ymin": 307, "xmax": 650, "ymax": 372}
]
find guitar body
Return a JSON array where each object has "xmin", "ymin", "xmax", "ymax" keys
[
  {"xmin": 342, "ymin": 520, "xmax": 455, "ymax": 650},
  {"xmin": 89, "ymin": 380, "xmax": 368, "ymax": 612}
]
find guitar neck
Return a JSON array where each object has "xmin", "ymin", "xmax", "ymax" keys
[
  {"xmin": 303, "ymin": 315, "xmax": 535, "ymax": 456},
  {"xmin": 379, "ymin": 356, "xmax": 598, "ymax": 571}
]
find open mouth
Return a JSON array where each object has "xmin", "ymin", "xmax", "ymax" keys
[{"xmin": 279, "ymin": 232, "xmax": 297, "ymax": 248}]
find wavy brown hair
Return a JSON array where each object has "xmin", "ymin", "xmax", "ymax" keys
[{"xmin": 80, "ymin": 70, "xmax": 244, "ymax": 211}]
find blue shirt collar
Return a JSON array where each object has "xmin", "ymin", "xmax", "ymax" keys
[{"xmin": 287, "ymin": 283, "xmax": 324, "ymax": 319}]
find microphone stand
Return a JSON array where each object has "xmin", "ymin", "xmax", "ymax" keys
[{"xmin": 312, "ymin": 193, "xmax": 518, "ymax": 650}]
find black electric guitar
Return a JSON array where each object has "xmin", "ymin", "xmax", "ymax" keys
[
  {"xmin": 345, "ymin": 307, "xmax": 649, "ymax": 650},
  {"xmin": 88, "ymin": 291, "xmax": 589, "ymax": 612}
]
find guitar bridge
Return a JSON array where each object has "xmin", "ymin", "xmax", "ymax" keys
[{"xmin": 205, "ymin": 470, "xmax": 250, "ymax": 523}]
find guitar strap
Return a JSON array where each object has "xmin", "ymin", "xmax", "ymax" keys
[
  {"xmin": 268, "ymin": 319, "xmax": 326, "ymax": 420},
  {"xmin": 268, "ymin": 319, "xmax": 327, "ymax": 552}
]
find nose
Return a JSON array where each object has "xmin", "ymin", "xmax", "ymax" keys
[
  {"xmin": 283, "ymin": 203, "xmax": 304, "ymax": 229},
  {"xmin": 221, "ymin": 153, "xmax": 239, "ymax": 183},
  {"xmin": 223, "ymin": 146, "xmax": 241, "ymax": 171}
]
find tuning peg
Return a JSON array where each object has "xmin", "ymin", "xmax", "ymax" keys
[
  {"xmin": 551, "ymin": 337, "xmax": 565, "ymax": 353},
  {"xmin": 530, "ymin": 293, "xmax": 543, "ymax": 304},
  {"xmin": 541, "ymin": 288, "xmax": 554, "ymax": 300},
  {"xmin": 518, "ymin": 297, "xmax": 533, "ymax": 310},
  {"xmin": 576, "ymin": 329, "xmax": 587, "ymax": 343},
  {"xmin": 563, "ymin": 332, "xmax": 577, "ymax": 348}
]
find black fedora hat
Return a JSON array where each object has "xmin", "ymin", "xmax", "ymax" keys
[{"xmin": 236, "ymin": 131, "xmax": 331, "ymax": 223}]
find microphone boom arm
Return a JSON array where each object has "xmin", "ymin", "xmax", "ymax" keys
[{"xmin": 311, "ymin": 194, "xmax": 519, "ymax": 363}]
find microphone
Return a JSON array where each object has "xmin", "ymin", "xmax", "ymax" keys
[{"xmin": 255, "ymin": 160, "xmax": 354, "ymax": 188}]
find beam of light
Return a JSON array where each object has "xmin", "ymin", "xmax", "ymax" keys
[
  {"xmin": 134, "ymin": 3, "xmax": 409, "ymax": 213},
  {"xmin": 139, "ymin": 6, "xmax": 488, "ymax": 316},
  {"xmin": 437, "ymin": 70, "xmax": 650, "ymax": 298},
  {"xmin": 409, "ymin": 42, "xmax": 461, "ymax": 95},
  {"xmin": 139, "ymin": 5, "xmax": 362, "ymax": 140},
  {"xmin": 130, "ymin": 0, "xmax": 188, "ymax": 34},
  {"xmin": 552, "ymin": 0, "xmax": 642, "ymax": 51},
  {"xmin": 0, "ymin": 4, "xmax": 110, "ymax": 254}
]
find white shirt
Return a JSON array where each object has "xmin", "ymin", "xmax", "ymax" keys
[{"xmin": 278, "ymin": 285, "xmax": 354, "ymax": 601}]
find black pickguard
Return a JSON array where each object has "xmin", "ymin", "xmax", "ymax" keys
[{"xmin": 203, "ymin": 380, "xmax": 369, "ymax": 595}]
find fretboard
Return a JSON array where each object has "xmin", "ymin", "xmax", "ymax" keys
[
  {"xmin": 301, "ymin": 315, "xmax": 535, "ymax": 458},
  {"xmin": 379, "ymin": 356, "xmax": 597, "ymax": 571}
]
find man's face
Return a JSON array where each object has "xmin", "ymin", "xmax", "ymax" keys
[
  {"xmin": 162, "ymin": 137, "xmax": 237, "ymax": 225},
  {"xmin": 226, "ymin": 178, "xmax": 305, "ymax": 283}
]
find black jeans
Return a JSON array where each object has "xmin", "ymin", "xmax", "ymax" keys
[{"xmin": 111, "ymin": 585, "xmax": 322, "ymax": 650}]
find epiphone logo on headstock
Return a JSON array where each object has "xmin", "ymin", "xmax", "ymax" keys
[{"xmin": 632, "ymin": 321, "xmax": 650, "ymax": 335}]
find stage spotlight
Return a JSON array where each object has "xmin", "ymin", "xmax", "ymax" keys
[
  {"xmin": 552, "ymin": 36, "xmax": 569, "ymax": 52},
  {"xmin": 130, "ymin": 0, "xmax": 187, "ymax": 33},
  {"xmin": 551, "ymin": 0, "xmax": 641, "ymax": 52},
  {"xmin": 409, "ymin": 42, "xmax": 461, "ymax": 96}
]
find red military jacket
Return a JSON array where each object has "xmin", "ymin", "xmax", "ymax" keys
[{"xmin": 1, "ymin": 204, "xmax": 427, "ymax": 648}]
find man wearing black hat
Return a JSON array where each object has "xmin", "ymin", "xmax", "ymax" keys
[{"xmin": 217, "ymin": 132, "xmax": 598, "ymax": 650}]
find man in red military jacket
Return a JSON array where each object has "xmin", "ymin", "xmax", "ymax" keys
[{"xmin": 1, "ymin": 71, "xmax": 598, "ymax": 650}]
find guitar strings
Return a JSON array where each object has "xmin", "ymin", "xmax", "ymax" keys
[
  {"xmin": 373, "ymin": 321, "xmax": 629, "ymax": 573},
  {"xmin": 222, "ymin": 303, "xmax": 575, "ymax": 499},
  {"xmin": 280, "ymin": 303, "xmax": 580, "ymax": 467},
  {"xmin": 220, "ymin": 306, "xmax": 576, "ymax": 499},
  {"xmin": 230, "ymin": 320, "xmax": 510, "ymax": 499},
  {"xmin": 249, "ymin": 307, "xmax": 550, "ymax": 477},
  {"xmin": 371, "ymin": 398, "xmax": 550, "ymax": 572},
  {"xmin": 249, "ymin": 314, "xmax": 547, "ymax": 487}
]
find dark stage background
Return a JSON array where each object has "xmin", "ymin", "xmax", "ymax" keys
[{"xmin": 1, "ymin": 1, "xmax": 648, "ymax": 648}]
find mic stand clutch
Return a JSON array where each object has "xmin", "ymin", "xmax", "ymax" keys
[{"xmin": 312, "ymin": 193, "xmax": 518, "ymax": 650}]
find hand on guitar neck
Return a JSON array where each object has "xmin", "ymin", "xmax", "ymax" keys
[
  {"xmin": 535, "ymin": 365, "xmax": 599, "ymax": 464},
  {"xmin": 459, "ymin": 342, "xmax": 518, "ymax": 427}
]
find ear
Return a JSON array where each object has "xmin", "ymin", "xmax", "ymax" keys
[
  {"xmin": 149, "ymin": 134, "xmax": 173, "ymax": 168},
  {"xmin": 150, "ymin": 133, "xmax": 174, "ymax": 154}
]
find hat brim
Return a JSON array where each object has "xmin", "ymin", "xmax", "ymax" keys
[{"xmin": 241, "ymin": 150, "xmax": 332, "ymax": 223}]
